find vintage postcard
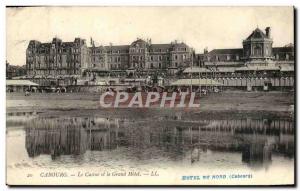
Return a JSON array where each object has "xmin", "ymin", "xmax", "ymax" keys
[{"xmin": 6, "ymin": 6, "xmax": 295, "ymax": 186}]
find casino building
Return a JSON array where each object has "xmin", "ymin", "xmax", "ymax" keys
[
  {"xmin": 189, "ymin": 27, "xmax": 294, "ymax": 78},
  {"xmin": 181, "ymin": 27, "xmax": 294, "ymax": 90}
]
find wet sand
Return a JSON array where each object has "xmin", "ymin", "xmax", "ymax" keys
[{"xmin": 6, "ymin": 91, "xmax": 294, "ymax": 119}]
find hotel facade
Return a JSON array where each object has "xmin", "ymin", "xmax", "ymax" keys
[
  {"xmin": 25, "ymin": 27, "xmax": 294, "ymax": 87},
  {"xmin": 26, "ymin": 38, "xmax": 193, "ymax": 78}
]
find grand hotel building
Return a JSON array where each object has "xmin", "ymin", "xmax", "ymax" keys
[
  {"xmin": 26, "ymin": 38, "xmax": 192, "ymax": 78},
  {"xmin": 25, "ymin": 27, "xmax": 294, "ymax": 86}
]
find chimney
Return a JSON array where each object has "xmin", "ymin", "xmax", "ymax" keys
[
  {"xmin": 265, "ymin": 27, "xmax": 271, "ymax": 38},
  {"xmin": 204, "ymin": 47, "xmax": 208, "ymax": 54}
]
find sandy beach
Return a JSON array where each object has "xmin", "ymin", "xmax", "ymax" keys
[{"xmin": 6, "ymin": 91, "xmax": 294, "ymax": 119}]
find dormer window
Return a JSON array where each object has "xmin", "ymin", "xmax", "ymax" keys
[
  {"xmin": 286, "ymin": 54, "xmax": 289, "ymax": 60},
  {"xmin": 227, "ymin": 55, "xmax": 230, "ymax": 61}
]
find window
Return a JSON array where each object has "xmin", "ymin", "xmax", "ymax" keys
[
  {"xmin": 159, "ymin": 56, "xmax": 162, "ymax": 61},
  {"xmin": 227, "ymin": 55, "xmax": 230, "ymax": 61},
  {"xmin": 175, "ymin": 55, "xmax": 178, "ymax": 60},
  {"xmin": 254, "ymin": 45, "xmax": 262, "ymax": 56},
  {"xmin": 159, "ymin": 63, "xmax": 161, "ymax": 68},
  {"xmin": 175, "ymin": 62, "xmax": 178, "ymax": 67},
  {"xmin": 236, "ymin": 55, "xmax": 239, "ymax": 61},
  {"xmin": 150, "ymin": 63, "xmax": 153, "ymax": 69},
  {"xmin": 286, "ymin": 54, "xmax": 290, "ymax": 60},
  {"xmin": 150, "ymin": 56, "xmax": 153, "ymax": 61}
]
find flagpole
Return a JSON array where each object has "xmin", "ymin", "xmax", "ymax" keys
[
  {"xmin": 199, "ymin": 64, "xmax": 201, "ymax": 97},
  {"xmin": 190, "ymin": 49, "xmax": 193, "ymax": 92}
]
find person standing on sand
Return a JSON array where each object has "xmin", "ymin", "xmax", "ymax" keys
[{"xmin": 25, "ymin": 90, "xmax": 30, "ymax": 96}]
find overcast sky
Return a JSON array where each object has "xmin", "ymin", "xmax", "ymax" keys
[{"xmin": 6, "ymin": 6, "xmax": 294, "ymax": 66}]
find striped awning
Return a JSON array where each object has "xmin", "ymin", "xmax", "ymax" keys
[
  {"xmin": 235, "ymin": 66, "xmax": 280, "ymax": 71},
  {"xmin": 280, "ymin": 66, "xmax": 294, "ymax": 72},
  {"xmin": 183, "ymin": 67, "xmax": 211, "ymax": 73},
  {"xmin": 171, "ymin": 79, "xmax": 223, "ymax": 86}
]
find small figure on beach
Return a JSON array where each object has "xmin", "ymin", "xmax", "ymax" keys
[{"xmin": 25, "ymin": 90, "xmax": 30, "ymax": 96}]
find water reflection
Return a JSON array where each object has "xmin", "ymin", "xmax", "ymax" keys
[
  {"xmin": 6, "ymin": 111, "xmax": 39, "ymax": 127},
  {"xmin": 23, "ymin": 116, "xmax": 294, "ymax": 169}
]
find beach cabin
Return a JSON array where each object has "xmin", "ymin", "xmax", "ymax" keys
[{"xmin": 6, "ymin": 80, "xmax": 39, "ymax": 92}]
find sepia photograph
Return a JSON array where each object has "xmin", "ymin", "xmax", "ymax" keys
[{"xmin": 5, "ymin": 6, "xmax": 295, "ymax": 186}]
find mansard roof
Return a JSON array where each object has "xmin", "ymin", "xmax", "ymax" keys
[
  {"xmin": 172, "ymin": 42, "xmax": 189, "ymax": 47},
  {"xmin": 131, "ymin": 39, "xmax": 148, "ymax": 47},
  {"xmin": 104, "ymin": 45, "xmax": 130, "ymax": 50},
  {"xmin": 151, "ymin": 44, "xmax": 171, "ymax": 49},
  {"xmin": 28, "ymin": 37, "xmax": 87, "ymax": 50},
  {"xmin": 272, "ymin": 46, "xmax": 294, "ymax": 54},
  {"xmin": 150, "ymin": 42, "xmax": 189, "ymax": 51},
  {"xmin": 246, "ymin": 28, "xmax": 268, "ymax": 40},
  {"xmin": 208, "ymin": 48, "xmax": 243, "ymax": 55}
]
